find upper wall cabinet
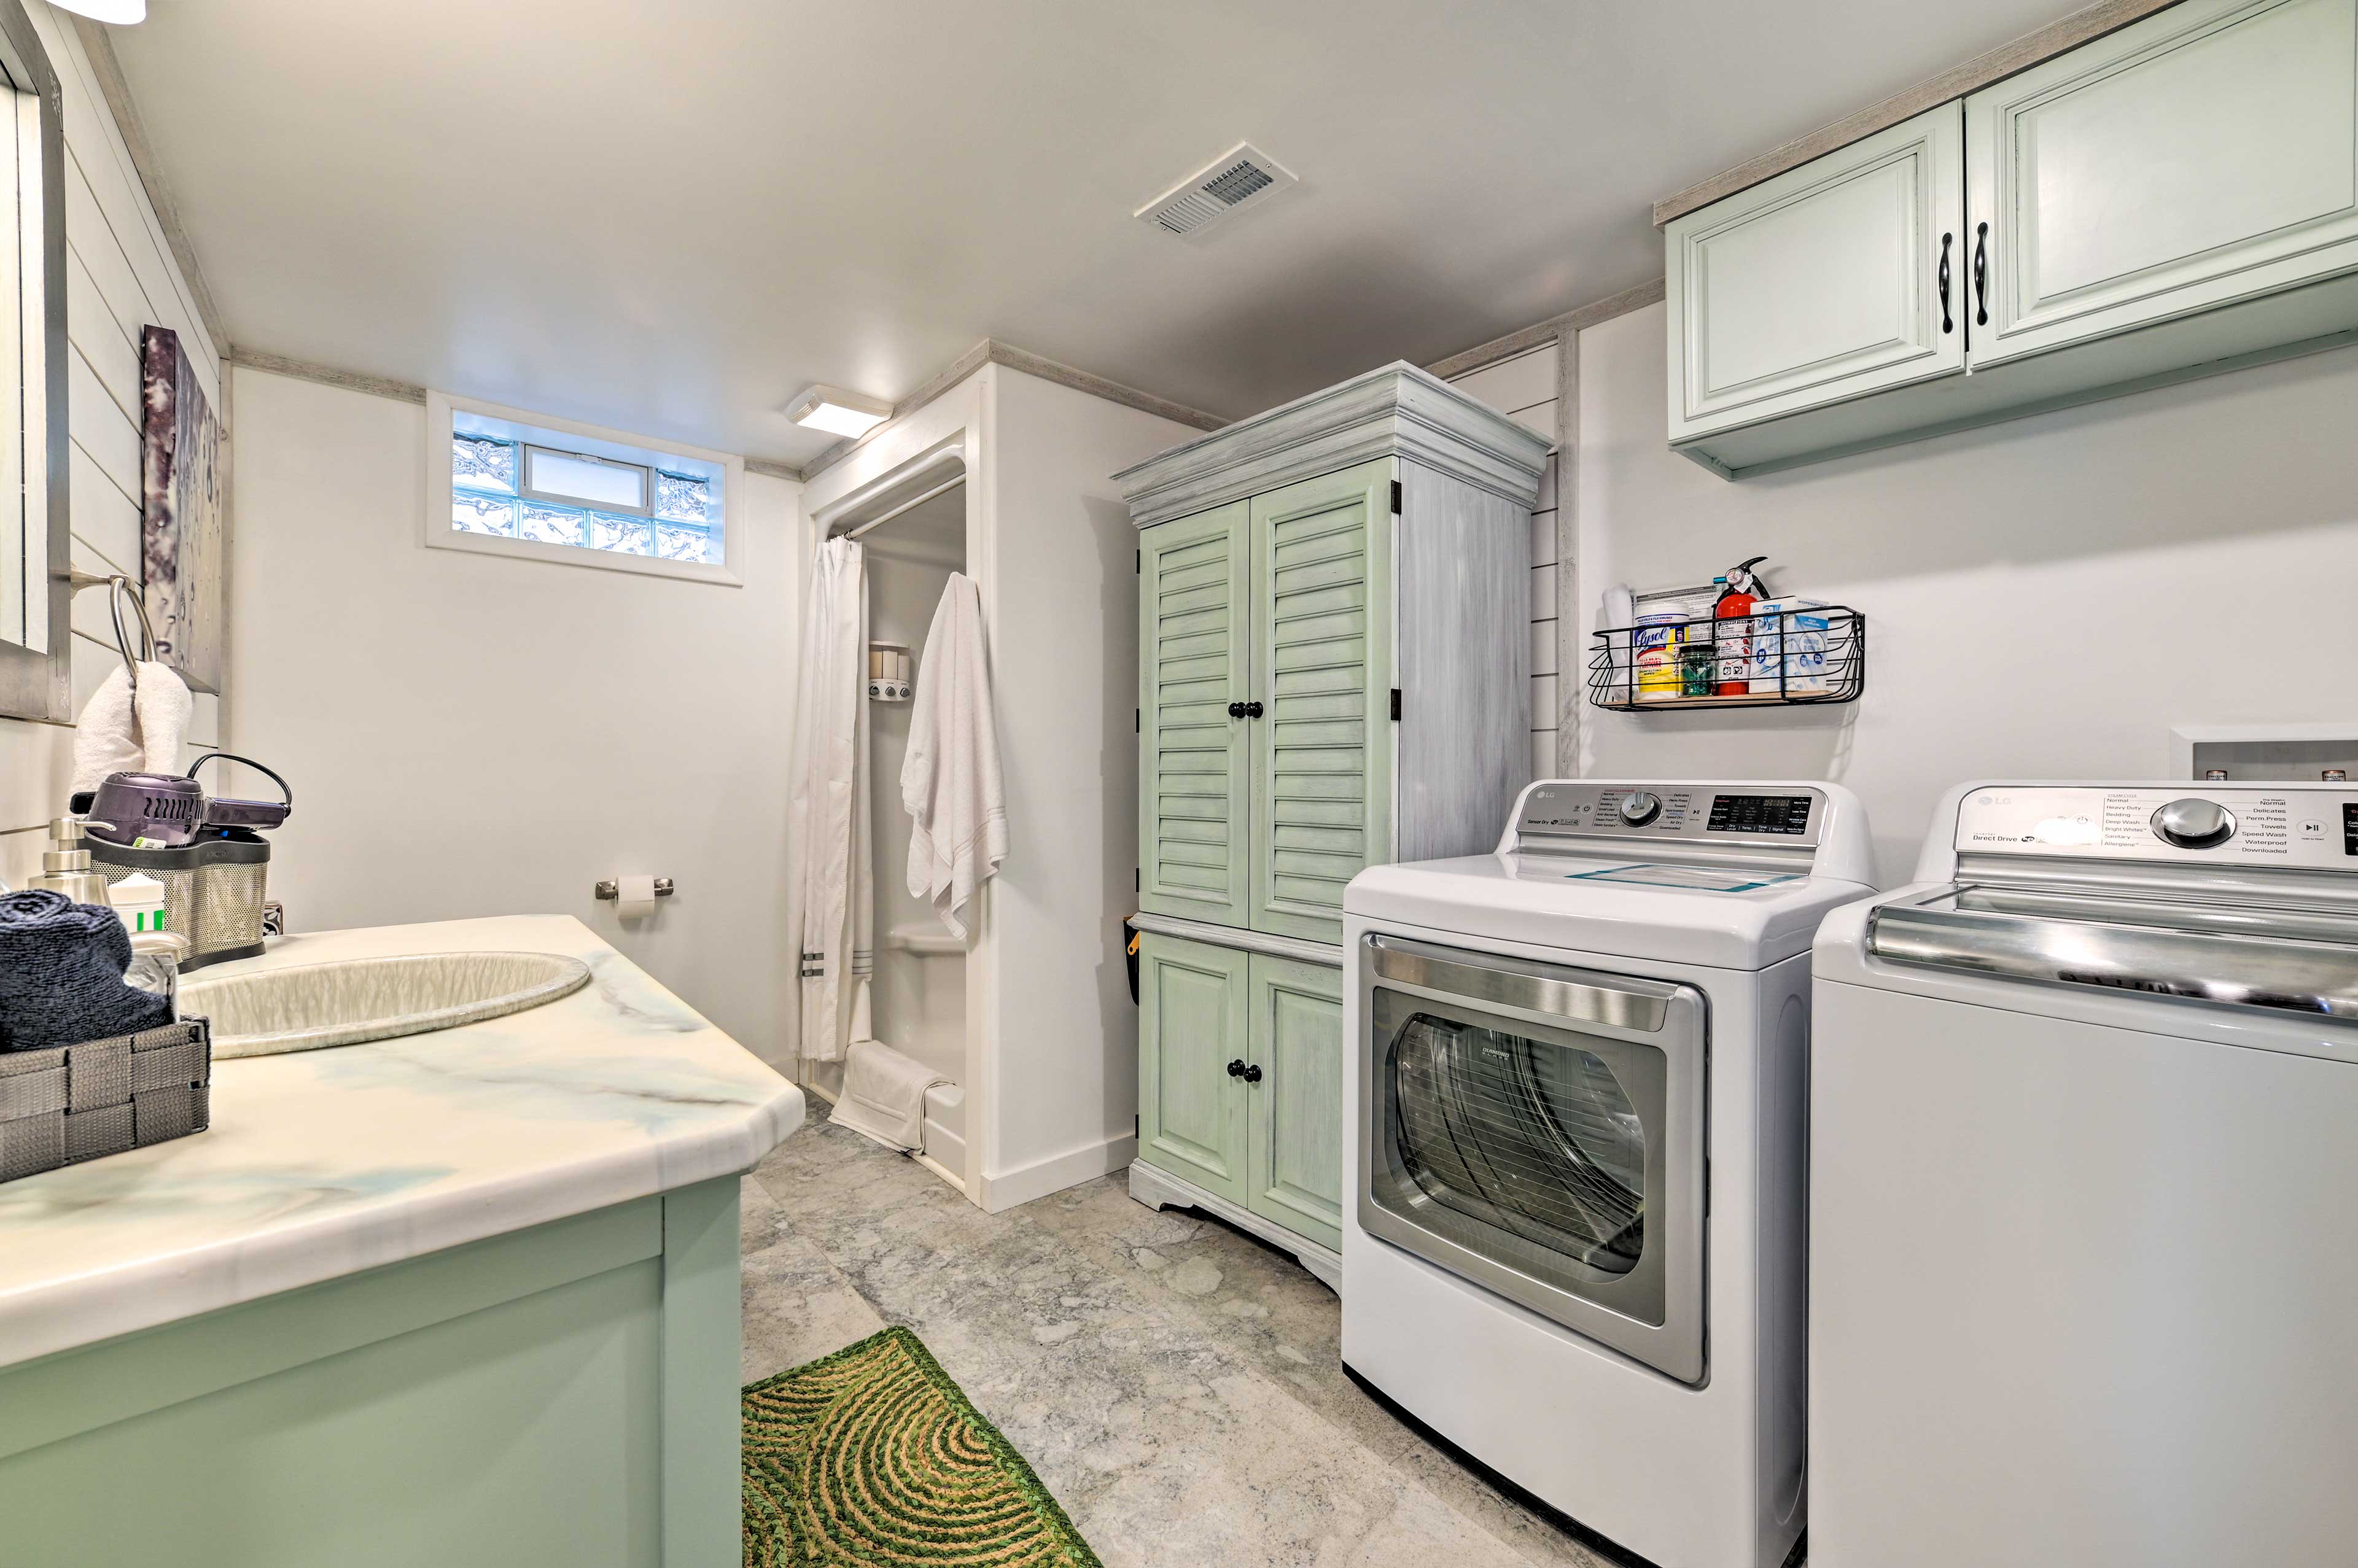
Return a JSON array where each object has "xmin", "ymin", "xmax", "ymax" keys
[
  {"xmin": 1667, "ymin": 0, "xmax": 2358, "ymax": 478},
  {"xmin": 1967, "ymin": 0, "xmax": 2358, "ymax": 365},
  {"xmin": 1667, "ymin": 105, "xmax": 1966, "ymax": 444}
]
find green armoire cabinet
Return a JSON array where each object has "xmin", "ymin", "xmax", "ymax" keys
[{"xmin": 1116, "ymin": 363, "xmax": 1551, "ymax": 1287}]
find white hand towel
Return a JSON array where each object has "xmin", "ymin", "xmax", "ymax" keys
[
  {"xmin": 70, "ymin": 662, "xmax": 193, "ymax": 793},
  {"xmin": 828, "ymin": 1038, "xmax": 954, "ymax": 1152},
  {"xmin": 901, "ymin": 573, "xmax": 1006, "ymax": 939}
]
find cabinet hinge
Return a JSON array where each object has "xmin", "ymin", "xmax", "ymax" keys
[
  {"xmin": 1390, "ymin": 688, "xmax": 1402, "ymax": 721},
  {"xmin": 1135, "ymin": 549, "xmax": 1140, "ymax": 573},
  {"xmin": 1135, "ymin": 867, "xmax": 1142, "ymax": 891},
  {"xmin": 1389, "ymin": 479, "xmax": 1402, "ymax": 515},
  {"xmin": 1135, "ymin": 707, "xmax": 1140, "ymax": 734}
]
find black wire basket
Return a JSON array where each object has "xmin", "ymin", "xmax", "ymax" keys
[{"xmin": 1589, "ymin": 605, "xmax": 1864, "ymax": 712}]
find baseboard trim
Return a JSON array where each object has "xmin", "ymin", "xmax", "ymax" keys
[
  {"xmin": 976, "ymin": 1131, "xmax": 1138, "ymax": 1213},
  {"xmin": 1127, "ymin": 1161, "xmax": 1340, "ymax": 1293}
]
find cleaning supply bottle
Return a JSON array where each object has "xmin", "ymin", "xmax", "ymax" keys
[{"xmin": 1714, "ymin": 556, "xmax": 1767, "ymax": 696}]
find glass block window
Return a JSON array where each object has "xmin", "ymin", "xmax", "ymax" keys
[{"xmin": 441, "ymin": 405, "xmax": 728, "ymax": 576}]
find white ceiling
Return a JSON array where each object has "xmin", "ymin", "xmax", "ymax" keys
[{"xmin": 114, "ymin": 0, "xmax": 2078, "ymax": 467}]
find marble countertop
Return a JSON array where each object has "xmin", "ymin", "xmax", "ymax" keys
[{"xmin": 0, "ymin": 914, "xmax": 804, "ymax": 1368}]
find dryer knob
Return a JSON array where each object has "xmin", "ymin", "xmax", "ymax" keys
[
  {"xmin": 1617, "ymin": 791, "xmax": 1663, "ymax": 826},
  {"xmin": 2152, "ymin": 797, "xmax": 2235, "ymax": 849}
]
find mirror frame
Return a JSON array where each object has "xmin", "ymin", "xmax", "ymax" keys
[{"xmin": 0, "ymin": 0, "xmax": 68, "ymax": 723}]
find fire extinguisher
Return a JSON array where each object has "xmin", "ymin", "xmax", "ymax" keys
[{"xmin": 1714, "ymin": 555, "xmax": 1767, "ymax": 697}]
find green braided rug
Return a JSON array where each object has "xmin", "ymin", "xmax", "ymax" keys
[{"xmin": 743, "ymin": 1326, "xmax": 1102, "ymax": 1567}]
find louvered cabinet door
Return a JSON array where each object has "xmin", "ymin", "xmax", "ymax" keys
[
  {"xmin": 1247, "ymin": 459, "xmax": 1394, "ymax": 945},
  {"xmin": 1138, "ymin": 502, "xmax": 1253, "ymax": 926}
]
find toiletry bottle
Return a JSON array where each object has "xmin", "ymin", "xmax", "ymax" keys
[
  {"xmin": 1714, "ymin": 556, "xmax": 1766, "ymax": 696},
  {"xmin": 28, "ymin": 818, "xmax": 113, "ymax": 905}
]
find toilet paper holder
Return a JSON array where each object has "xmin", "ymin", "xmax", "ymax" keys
[{"xmin": 594, "ymin": 877, "xmax": 675, "ymax": 901}]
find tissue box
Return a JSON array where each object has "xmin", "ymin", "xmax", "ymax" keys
[
  {"xmin": 0, "ymin": 1017, "xmax": 211, "ymax": 1184},
  {"xmin": 1746, "ymin": 599, "xmax": 1832, "ymax": 696}
]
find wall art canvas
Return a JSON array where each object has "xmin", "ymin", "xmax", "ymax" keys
[{"xmin": 139, "ymin": 325, "xmax": 224, "ymax": 694}]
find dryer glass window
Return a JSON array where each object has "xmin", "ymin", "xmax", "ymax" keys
[{"xmin": 1388, "ymin": 1012, "xmax": 1648, "ymax": 1280}]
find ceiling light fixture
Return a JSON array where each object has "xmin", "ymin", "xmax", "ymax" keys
[
  {"xmin": 785, "ymin": 385, "xmax": 892, "ymax": 440},
  {"xmin": 52, "ymin": 0, "xmax": 145, "ymax": 22}
]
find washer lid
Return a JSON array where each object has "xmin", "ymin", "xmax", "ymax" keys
[{"xmin": 1345, "ymin": 852, "xmax": 1877, "ymax": 970}]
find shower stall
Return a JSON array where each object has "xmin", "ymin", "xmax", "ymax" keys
[{"xmin": 791, "ymin": 359, "xmax": 1204, "ymax": 1209}]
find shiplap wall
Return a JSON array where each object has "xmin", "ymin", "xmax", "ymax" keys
[
  {"xmin": 0, "ymin": 2, "xmax": 223, "ymax": 890},
  {"xmin": 1443, "ymin": 343, "xmax": 1560, "ymax": 783}
]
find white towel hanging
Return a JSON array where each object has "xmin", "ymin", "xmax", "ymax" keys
[{"xmin": 901, "ymin": 573, "xmax": 1005, "ymax": 939}]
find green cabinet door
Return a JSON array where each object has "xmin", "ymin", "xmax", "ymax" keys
[
  {"xmin": 1138, "ymin": 502, "xmax": 1253, "ymax": 927},
  {"xmin": 1665, "ymin": 103, "xmax": 1967, "ymax": 443},
  {"xmin": 1244, "ymin": 955, "xmax": 1345, "ymax": 1252},
  {"xmin": 1965, "ymin": 0, "xmax": 2358, "ymax": 367},
  {"xmin": 1136, "ymin": 933, "xmax": 1251, "ymax": 1203},
  {"xmin": 1247, "ymin": 459, "xmax": 1393, "ymax": 945}
]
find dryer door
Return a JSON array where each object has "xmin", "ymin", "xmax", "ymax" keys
[{"xmin": 1358, "ymin": 934, "xmax": 1708, "ymax": 1383}]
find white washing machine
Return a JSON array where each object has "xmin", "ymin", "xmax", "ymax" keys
[
  {"xmin": 1342, "ymin": 778, "xmax": 1875, "ymax": 1568},
  {"xmin": 1811, "ymin": 781, "xmax": 2358, "ymax": 1568}
]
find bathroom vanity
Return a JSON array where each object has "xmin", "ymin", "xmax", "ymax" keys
[{"xmin": 0, "ymin": 915, "xmax": 803, "ymax": 1568}]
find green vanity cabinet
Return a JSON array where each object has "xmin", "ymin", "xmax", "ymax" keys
[
  {"xmin": 1136, "ymin": 934, "xmax": 1344, "ymax": 1254},
  {"xmin": 1118, "ymin": 363, "xmax": 1550, "ymax": 1284},
  {"xmin": 0, "ymin": 1179, "xmax": 744, "ymax": 1568}
]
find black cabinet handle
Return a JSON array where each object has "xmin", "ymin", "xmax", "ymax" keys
[
  {"xmin": 1227, "ymin": 1058, "xmax": 1247, "ymax": 1077},
  {"xmin": 1242, "ymin": 700, "xmax": 1265, "ymax": 719},
  {"xmin": 1973, "ymin": 222, "xmax": 1989, "ymax": 328},
  {"xmin": 1226, "ymin": 701, "xmax": 1247, "ymax": 720},
  {"xmin": 1938, "ymin": 231, "xmax": 1953, "ymax": 334},
  {"xmin": 1242, "ymin": 1064, "xmax": 1263, "ymax": 1084}
]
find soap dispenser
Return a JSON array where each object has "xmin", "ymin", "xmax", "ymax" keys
[{"xmin": 28, "ymin": 817, "xmax": 113, "ymax": 906}]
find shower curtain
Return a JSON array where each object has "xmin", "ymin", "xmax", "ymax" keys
[{"xmin": 786, "ymin": 536, "xmax": 873, "ymax": 1071}]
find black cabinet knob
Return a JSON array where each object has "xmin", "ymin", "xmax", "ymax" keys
[
  {"xmin": 1242, "ymin": 700, "xmax": 1265, "ymax": 719},
  {"xmin": 1227, "ymin": 701, "xmax": 1247, "ymax": 720},
  {"xmin": 1242, "ymin": 1063, "xmax": 1264, "ymax": 1084},
  {"xmin": 1226, "ymin": 1058, "xmax": 1247, "ymax": 1077}
]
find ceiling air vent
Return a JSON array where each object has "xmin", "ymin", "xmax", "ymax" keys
[{"xmin": 1135, "ymin": 142, "xmax": 1297, "ymax": 238}]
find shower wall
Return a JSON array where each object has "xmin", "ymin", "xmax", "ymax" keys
[{"xmin": 863, "ymin": 522, "xmax": 967, "ymax": 1086}]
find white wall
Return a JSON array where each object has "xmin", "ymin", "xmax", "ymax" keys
[
  {"xmin": 983, "ymin": 364, "xmax": 1197, "ymax": 1200},
  {"xmin": 225, "ymin": 367, "xmax": 803, "ymax": 1056},
  {"xmin": 1577, "ymin": 301, "xmax": 2358, "ymax": 886},
  {"xmin": 1, "ymin": 2, "xmax": 222, "ymax": 886},
  {"xmin": 1443, "ymin": 344, "xmax": 1563, "ymax": 782}
]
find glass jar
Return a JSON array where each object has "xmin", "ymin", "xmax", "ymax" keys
[{"xmin": 124, "ymin": 931, "xmax": 188, "ymax": 1021}]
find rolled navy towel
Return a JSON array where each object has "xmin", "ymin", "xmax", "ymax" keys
[{"xmin": 0, "ymin": 888, "xmax": 173, "ymax": 1052}]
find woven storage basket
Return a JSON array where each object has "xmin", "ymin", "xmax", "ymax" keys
[{"xmin": 0, "ymin": 1017, "xmax": 211, "ymax": 1183}]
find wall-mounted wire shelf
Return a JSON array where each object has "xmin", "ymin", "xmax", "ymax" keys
[{"xmin": 1589, "ymin": 605, "xmax": 1864, "ymax": 712}]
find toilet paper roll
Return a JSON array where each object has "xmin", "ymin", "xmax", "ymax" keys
[{"xmin": 615, "ymin": 874, "xmax": 659, "ymax": 919}]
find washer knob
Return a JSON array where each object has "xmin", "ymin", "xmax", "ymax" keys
[
  {"xmin": 1617, "ymin": 791, "xmax": 1663, "ymax": 827},
  {"xmin": 2152, "ymin": 797, "xmax": 2235, "ymax": 849}
]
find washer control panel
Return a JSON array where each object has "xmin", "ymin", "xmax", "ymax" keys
[
  {"xmin": 1517, "ymin": 782, "xmax": 1824, "ymax": 848},
  {"xmin": 1955, "ymin": 786, "xmax": 2358, "ymax": 868}
]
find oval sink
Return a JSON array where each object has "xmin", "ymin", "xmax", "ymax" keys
[{"xmin": 184, "ymin": 951, "xmax": 594, "ymax": 1059}]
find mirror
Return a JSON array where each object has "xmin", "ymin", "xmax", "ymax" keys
[{"xmin": 0, "ymin": 0, "xmax": 65, "ymax": 722}]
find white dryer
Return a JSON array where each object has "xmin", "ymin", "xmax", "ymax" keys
[
  {"xmin": 1811, "ymin": 782, "xmax": 2358, "ymax": 1568},
  {"xmin": 1342, "ymin": 779, "xmax": 1875, "ymax": 1568}
]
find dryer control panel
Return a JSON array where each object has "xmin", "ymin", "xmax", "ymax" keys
[{"xmin": 1516, "ymin": 782, "xmax": 1826, "ymax": 849}]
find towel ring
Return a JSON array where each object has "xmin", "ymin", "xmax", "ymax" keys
[{"xmin": 105, "ymin": 576, "xmax": 156, "ymax": 701}]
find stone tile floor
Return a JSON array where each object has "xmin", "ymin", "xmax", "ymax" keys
[{"xmin": 744, "ymin": 1120, "xmax": 1620, "ymax": 1567}]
